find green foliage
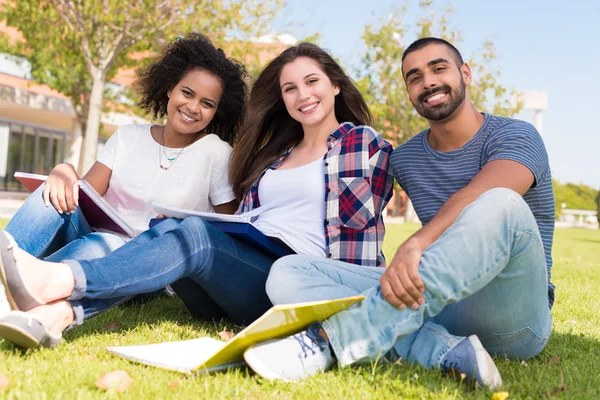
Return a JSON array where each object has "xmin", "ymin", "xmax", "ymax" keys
[
  {"xmin": 358, "ymin": 0, "xmax": 521, "ymax": 145},
  {"xmin": 553, "ymin": 179, "xmax": 598, "ymax": 216}
]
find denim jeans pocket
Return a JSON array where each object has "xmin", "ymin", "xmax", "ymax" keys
[{"xmin": 480, "ymin": 325, "xmax": 550, "ymax": 360}]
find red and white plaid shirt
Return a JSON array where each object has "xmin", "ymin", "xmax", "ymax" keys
[{"xmin": 238, "ymin": 122, "xmax": 394, "ymax": 266}]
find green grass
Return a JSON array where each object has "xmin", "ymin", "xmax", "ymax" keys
[{"xmin": 0, "ymin": 221, "xmax": 599, "ymax": 399}]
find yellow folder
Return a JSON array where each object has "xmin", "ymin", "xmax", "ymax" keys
[{"xmin": 106, "ymin": 295, "xmax": 364, "ymax": 374}]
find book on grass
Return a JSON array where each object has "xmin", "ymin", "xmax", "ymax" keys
[
  {"xmin": 106, "ymin": 295, "xmax": 364, "ymax": 374},
  {"xmin": 14, "ymin": 172, "xmax": 135, "ymax": 237},
  {"xmin": 152, "ymin": 202, "xmax": 298, "ymax": 258}
]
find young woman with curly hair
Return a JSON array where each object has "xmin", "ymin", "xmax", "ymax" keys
[
  {"xmin": 0, "ymin": 43, "xmax": 394, "ymax": 349},
  {"xmin": 1, "ymin": 33, "xmax": 247, "ymax": 315},
  {"xmin": 6, "ymin": 33, "xmax": 246, "ymax": 254}
]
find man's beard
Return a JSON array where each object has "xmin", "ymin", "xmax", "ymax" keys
[{"xmin": 412, "ymin": 78, "xmax": 466, "ymax": 121}]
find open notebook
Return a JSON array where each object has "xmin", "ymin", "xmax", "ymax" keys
[
  {"xmin": 14, "ymin": 172, "xmax": 135, "ymax": 237},
  {"xmin": 152, "ymin": 202, "xmax": 298, "ymax": 258},
  {"xmin": 107, "ymin": 295, "xmax": 364, "ymax": 374}
]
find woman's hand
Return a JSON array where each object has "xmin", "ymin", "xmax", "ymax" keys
[{"xmin": 43, "ymin": 163, "xmax": 80, "ymax": 214}]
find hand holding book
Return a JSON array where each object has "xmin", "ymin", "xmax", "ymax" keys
[
  {"xmin": 14, "ymin": 172, "xmax": 135, "ymax": 237},
  {"xmin": 43, "ymin": 163, "xmax": 80, "ymax": 214}
]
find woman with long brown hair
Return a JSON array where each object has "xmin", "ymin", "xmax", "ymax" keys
[{"xmin": 0, "ymin": 43, "xmax": 393, "ymax": 349}]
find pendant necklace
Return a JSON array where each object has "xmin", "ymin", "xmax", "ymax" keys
[{"xmin": 158, "ymin": 126, "xmax": 187, "ymax": 170}]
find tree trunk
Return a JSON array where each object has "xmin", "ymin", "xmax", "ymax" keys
[
  {"xmin": 79, "ymin": 68, "xmax": 106, "ymax": 173},
  {"xmin": 64, "ymin": 118, "xmax": 84, "ymax": 172}
]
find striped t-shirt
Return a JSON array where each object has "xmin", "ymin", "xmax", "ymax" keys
[{"xmin": 390, "ymin": 113, "xmax": 556, "ymax": 308}]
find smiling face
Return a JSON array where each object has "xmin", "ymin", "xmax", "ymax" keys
[
  {"xmin": 402, "ymin": 44, "xmax": 470, "ymax": 122},
  {"xmin": 166, "ymin": 68, "xmax": 223, "ymax": 135},
  {"xmin": 279, "ymin": 57, "xmax": 340, "ymax": 131}
]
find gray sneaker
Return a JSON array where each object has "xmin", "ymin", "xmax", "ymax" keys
[
  {"xmin": 440, "ymin": 335, "xmax": 502, "ymax": 390},
  {"xmin": 0, "ymin": 311, "xmax": 62, "ymax": 349},
  {"xmin": 244, "ymin": 322, "xmax": 335, "ymax": 381}
]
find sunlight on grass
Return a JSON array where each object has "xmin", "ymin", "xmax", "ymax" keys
[{"xmin": 0, "ymin": 222, "xmax": 598, "ymax": 398}]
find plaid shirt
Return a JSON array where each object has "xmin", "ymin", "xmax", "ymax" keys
[{"xmin": 238, "ymin": 122, "xmax": 394, "ymax": 266}]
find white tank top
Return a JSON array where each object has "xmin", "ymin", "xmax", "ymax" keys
[{"xmin": 252, "ymin": 157, "xmax": 326, "ymax": 257}]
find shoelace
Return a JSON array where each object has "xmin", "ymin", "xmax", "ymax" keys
[
  {"xmin": 293, "ymin": 330, "xmax": 327, "ymax": 359},
  {"xmin": 440, "ymin": 359, "xmax": 459, "ymax": 372}
]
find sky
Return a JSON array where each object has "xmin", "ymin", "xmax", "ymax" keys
[{"xmin": 272, "ymin": 0, "xmax": 600, "ymax": 189}]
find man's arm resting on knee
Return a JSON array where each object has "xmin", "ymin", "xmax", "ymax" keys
[{"xmin": 381, "ymin": 159, "xmax": 535, "ymax": 310}]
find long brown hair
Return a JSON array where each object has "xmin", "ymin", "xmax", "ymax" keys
[{"xmin": 229, "ymin": 42, "xmax": 373, "ymax": 199}]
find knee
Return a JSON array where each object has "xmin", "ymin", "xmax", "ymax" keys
[
  {"xmin": 476, "ymin": 188, "xmax": 534, "ymax": 225},
  {"xmin": 266, "ymin": 255, "xmax": 313, "ymax": 304},
  {"xmin": 177, "ymin": 217, "xmax": 217, "ymax": 257},
  {"xmin": 478, "ymin": 187, "xmax": 522, "ymax": 205},
  {"xmin": 180, "ymin": 217, "xmax": 211, "ymax": 236}
]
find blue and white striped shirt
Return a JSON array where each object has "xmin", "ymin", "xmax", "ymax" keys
[{"xmin": 390, "ymin": 113, "xmax": 556, "ymax": 308}]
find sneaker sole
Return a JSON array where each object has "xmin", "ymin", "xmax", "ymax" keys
[
  {"xmin": 0, "ymin": 321, "xmax": 40, "ymax": 348},
  {"xmin": 468, "ymin": 335, "xmax": 502, "ymax": 390},
  {"xmin": 244, "ymin": 344, "xmax": 291, "ymax": 382}
]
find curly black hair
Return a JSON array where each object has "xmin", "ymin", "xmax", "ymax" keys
[{"xmin": 137, "ymin": 33, "xmax": 247, "ymax": 145}]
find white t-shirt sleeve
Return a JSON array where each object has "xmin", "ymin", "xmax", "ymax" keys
[
  {"xmin": 208, "ymin": 145, "xmax": 235, "ymax": 206},
  {"xmin": 96, "ymin": 128, "xmax": 119, "ymax": 170}
]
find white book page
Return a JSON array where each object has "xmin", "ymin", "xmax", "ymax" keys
[
  {"xmin": 152, "ymin": 202, "xmax": 251, "ymax": 223},
  {"xmin": 106, "ymin": 337, "xmax": 226, "ymax": 374}
]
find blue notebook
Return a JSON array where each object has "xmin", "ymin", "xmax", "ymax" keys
[{"xmin": 148, "ymin": 215, "xmax": 295, "ymax": 259}]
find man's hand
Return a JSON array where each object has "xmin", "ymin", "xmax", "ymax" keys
[{"xmin": 380, "ymin": 238, "xmax": 426, "ymax": 310}]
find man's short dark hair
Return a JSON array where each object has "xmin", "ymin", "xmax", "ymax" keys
[{"xmin": 402, "ymin": 37, "xmax": 464, "ymax": 67}]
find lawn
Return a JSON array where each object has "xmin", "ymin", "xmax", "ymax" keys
[{"xmin": 0, "ymin": 220, "xmax": 599, "ymax": 399}]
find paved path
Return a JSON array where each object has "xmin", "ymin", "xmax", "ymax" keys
[{"xmin": 0, "ymin": 197, "xmax": 24, "ymax": 219}]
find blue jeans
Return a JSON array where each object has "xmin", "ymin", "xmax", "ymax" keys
[
  {"xmin": 6, "ymin": 184, "xmax": 127, "ymax": 261},
  {"xmin": 6, "ymin": 184, "xmax": 130, "ymax": 319},
  {"xmin": 65, "ymin": 217, "xmax": 277, "ymax": 325},
  {"xmin": 266, "ymin": 188, "xmax": 552, "ymax": 368}
]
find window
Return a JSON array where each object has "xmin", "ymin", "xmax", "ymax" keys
[{"xmin": 0, "ymin": 121, "xmax": 67, "ymax": 191}]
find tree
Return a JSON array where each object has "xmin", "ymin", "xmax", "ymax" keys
[
  {"xmin": 552, "ymin": 179, "xmax": 598, "ymax": 217},
  {"xmin": 1, "ymin": 0, "xmax": 282, "ymax": 173},
  {"xmin": 358, "ymin": 0, "xmax": 521, "ymax": 146}
]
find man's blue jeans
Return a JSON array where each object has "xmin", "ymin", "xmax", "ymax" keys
[
  {"xmin": 65, "ymin": 217, "xmax": 277, "ymax": 325},
  {"xmin": 266, "ymin": 188, "xmax": 552, "ymax": 369},
  {"xmin": 6, "ymin": 184, "xmax": 126, "ymax": 261}
]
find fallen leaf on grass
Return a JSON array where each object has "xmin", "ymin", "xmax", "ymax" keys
[
  {"xmin": 548, "ymin": 356, "xmax": 561, "ymax": 365},
  {"xmin": 491, "ymin": 392, "xmax": 509, "ymax": 400},
  {"xmin": 168, "ymin": 379, "xmax": 179, "ymax": 390},
  {"xmin": 95, "ymin": 370, "xmax": 133, "ymax": 393},
  {"xmin": 0, "ymin": 374, "xmax": 9, "ymax": 391},
  {"xmin": 218, "ymin": 330, "xmax": 235, "ymax": 341},
  {"xmin": 104, "ymin": 322, "xmax": 121, "ymax": 331}
]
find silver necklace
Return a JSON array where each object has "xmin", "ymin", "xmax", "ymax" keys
[{"xmin": 158, "ymin": 127, "xmax": 187, "ymax": 170}]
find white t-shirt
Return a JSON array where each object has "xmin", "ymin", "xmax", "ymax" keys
[
  {"xmin": 96, "ymin": 124, "xmax": 235, "ymax": 237},
  {"xmin": 253, "ymin": 157, "xmax": 326, "ymax": 257}
]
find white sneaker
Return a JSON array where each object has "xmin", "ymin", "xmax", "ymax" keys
[{"xmin": 244, "ymin": 322, "xmax": 335, "ymax": 381}]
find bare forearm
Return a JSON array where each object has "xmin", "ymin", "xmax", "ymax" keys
[{"xmin": 408, "ymin": 186, "xmax": 479, "ymax": 251}]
